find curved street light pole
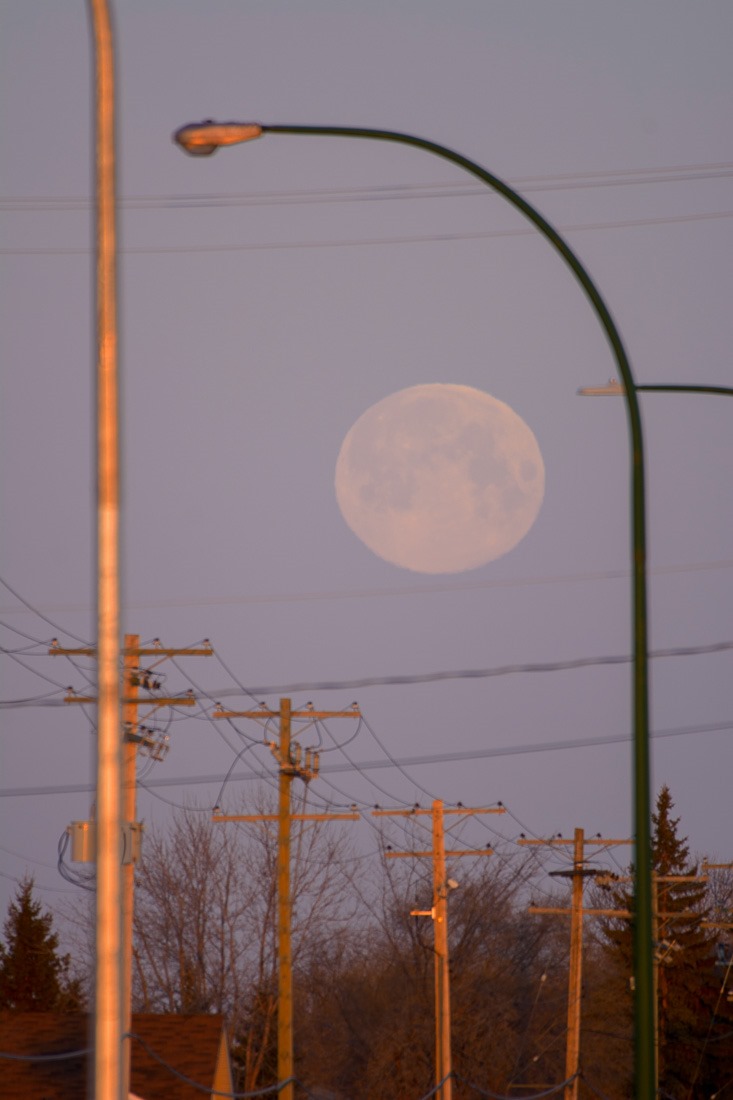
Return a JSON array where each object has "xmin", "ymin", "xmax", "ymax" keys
[{"xmin": 173, "ymin": 120, "xmax": 655, "ymax": 1099}]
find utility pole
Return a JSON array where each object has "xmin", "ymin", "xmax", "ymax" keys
[
  {"xmin": 374, "ymin": 800, "xmax": 504, "ymax": 1100},
  {"xmin": 212, "ymin": 698, "xmax": 361, "ymax": 1100},
  {"xmin": 52, "ymin": 635, "xmax": 211, "ymax": 1098},
  {"xmin": 519, "ymin": 832, "xmax": 632, "ymax": 1099}
]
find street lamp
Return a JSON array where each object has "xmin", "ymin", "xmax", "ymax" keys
[
  {"xmin": 173, "ymin": 119, "xmax": 656, "ymax": 1099},
  {"xmin": 579, "ymin": 378, "xmax": 733, "ymax": 398}
]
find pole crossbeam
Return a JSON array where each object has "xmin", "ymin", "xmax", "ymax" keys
[
  {"xmin": 213, "ymin": 812, "xmax": 359, "ymax": 823},
  {"xmin": 373, "ymin": 806, "xmax": 504, "ymax": 818},
  {"xmin": 50, "ymin": 644, "xmax": 213, "ymax": 657},
  {"xmin": 386, "ymin": 849, "xmax": 494, "ymax": 858},
  {"xmin": 62, "ymin": 695, "xmax": 196, "ymax": 707},
  {"xmin": 212, "ymin": 706, "xmax": 359, "ymax": 720}
]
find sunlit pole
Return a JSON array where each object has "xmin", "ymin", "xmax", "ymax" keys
[
  {"xmin": 579, "ymin": 379, "xmax": 733, "ymax": 398},
  {"xmin": 89, "ymin": 2, "xmax": 123, "ymax": 1099},
  {"xmin": 173, "ymin": 120, "xmax": 655, "ymax": 1099}
]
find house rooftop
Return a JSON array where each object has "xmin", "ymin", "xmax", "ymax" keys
[{"xmin": 0, "ymin": 1011, "xmax": 233, "ymax": 1100}]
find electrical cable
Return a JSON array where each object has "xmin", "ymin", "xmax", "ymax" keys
[
  {"xmin": 210, "ymin": 647, "xmax": 266, "ymax": 709},
  {"xmin": 0, "ymin": 688, "xmax": 67, "ymax": 706},
  {"xmin": 0, "ymin": 843, "xmax": 58, "ymax": 870},
  {"xmin": 0, "ymin": 1047, "xmax": 90, "ymax": 1063},
  {"xmin": 5, "ymin": 557, "xmax": 727, "ymax": 616},
  {"xmin": 3, "ymin": 639, "xmax": 731, "ymax": 710},
  {"xmin": 685, "ymin": 951, "xmax": 733, "ymax": 1097},
  {"xmin": 56, "ymin": 829, "xmax": 95, "ymax": 893},
  {"xmin": 577, "ymin": 1076, "xmax": 617, "ymax": 1100},
  {"xmin": 449, "ymin": 1071, "xmax": 574, "ymax": 1099},
  {"xmin": 314, "ymin": 714, "xmax": 417, "ymax": 809},
  {"xmin": 2, "ymin": 159, "xmax": 733, "ymax": 211},
  {"xmin": 0, "ymin": 619, "xmax": 57, "ymax": 644},
  {"xmin": 4, "ymin": 207, "xmax": 732, "ymax": 256},
  {"xmin": 199, "ymin": 640, "xmax": 733, "ymax": 697},
  {"xmin": 359, "ymin": 712, "xmax": 441, "ymax": 804},
  {"xmin": 0, "ymin": 641, "xmax": 54, "ymax": 656},
  {"xmin": 3, "ymin": 716, "xmax": 730, "ymax": 799},
  {"xmin": 213, "ymin": 741, "xmax": 264, "ymax": 810},
  {"xmin": 0, "ymin": 576, "xmax": 90, "ymax": 645},
  {"xmin": 1, "ymin": 649, "xmax": 77, "ymax": 690}
]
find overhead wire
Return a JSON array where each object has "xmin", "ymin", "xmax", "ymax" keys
[
  {"xmin": 2, "ymin": 160, "xmax": 733, "ymax": 212},
  {"xmin": 6, "ymin": 638, "xmax": 730, "ymax": 710},
  {"xmin": 4, "ymin": 207, "xmax": 732, "ymax": 257},
  {"xmin": 1, "ymin": 648, "xmax": 77, "ymax": 691},
  {"xmin": 314, "ymin": 713, "xmax": 419, "ymax": 810},
  {"xmin": 0, "ymin": 575, "xmax": 90, "ymax": 645},
  {"xmin": 2, "ymin": 716, "xmax": 730, "ymax": 800},
  {"xmin": 0, "ymin": 619, "xmax": 59, "ymax": 644},
  {"xmin": 2, "ymin": 558, "xmax": 730, "ymax": 618},
  {"xmin": 359, "ymin": 712, "xmax": 442, "ymax": 804}
]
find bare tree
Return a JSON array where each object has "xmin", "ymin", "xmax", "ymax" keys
[{"xmin": 131, "ymin": 790, "xmax": 359, "ymax": 1091}]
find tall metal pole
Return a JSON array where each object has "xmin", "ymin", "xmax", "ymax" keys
[
  {"xmin": 173, "ymin": 119, "xmax": 655, "ymax": 1099},
  {"xmin": 277, "ymin": 698, "xmax": 294, "ymax": 1100},
  {"xmin": 432, "ymin": 801, "xmax": 453, "ymax": 1100},
  {"xmin": 89, "ymin": 2, "xmax": 122, "ymax": 1098}
]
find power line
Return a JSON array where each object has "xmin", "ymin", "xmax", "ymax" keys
[
  {"xmin": 0, "ymin": 576, "xmax": 90, "ymax": 644},
  {"xmin": 152, "ymin": 641, "xmax": 733, "ymax": 698},
  {"xmin": 3, "ymin": 558, "xmax": 730, "ymax": 616},
  {"xmin": 2, "ymin": 160, "xmax": 731, "ymax": 211},
  {"xmin": 1, "ymin": 718, "xmax": 729, "ymax": 799},
  {"xmin": 2, "ymin": 207, "xmax": 731, "ymax": 256},
  {"xmin": 3, "ymin": 640, "xmax": 731, "ymax": 709}
]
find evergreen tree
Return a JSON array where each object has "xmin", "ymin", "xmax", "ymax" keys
[
  {"xmin": 597, "ymin": 786, "xmax": 733, "ymax": 1099},
  {"xmin": 0, "ymin": 876, "xmax": 83, "ymax": 1011}
]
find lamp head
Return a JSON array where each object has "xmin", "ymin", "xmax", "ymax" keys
[
  {"xmin": 173, "ymin": 120, "xmax": 263, "ymax": 156},
  {"xmin": 577, "ymin": 378, "xmax": 625, "ymax": 397}
]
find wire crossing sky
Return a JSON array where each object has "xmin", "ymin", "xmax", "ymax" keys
[{"xmin": 1, "ymin": 1, "xmax": 731, "ymax": 925}]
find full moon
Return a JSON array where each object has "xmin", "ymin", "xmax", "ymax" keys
[{"xmin": 334, "ymin": 383, "xmax": 545, "ymax": 574}]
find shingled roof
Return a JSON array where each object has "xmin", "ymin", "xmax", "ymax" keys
[{"xmin": 0, "ymin": 1012, "xmax": 233, "ymax": 1100}]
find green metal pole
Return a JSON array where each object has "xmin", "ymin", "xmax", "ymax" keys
[
  {"xmin": 175, "ymin": 120, "xmax": 656, "ymax": 1098},
  {"xmin": 263, "ymin": 123, "xmax": 655, "ymax": 1098}
]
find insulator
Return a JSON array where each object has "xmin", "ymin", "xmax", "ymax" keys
[{"xmin": 312, "ymin": 751, "xmax": 320, "ymax": 777}]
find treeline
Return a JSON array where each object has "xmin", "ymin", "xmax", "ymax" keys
[{"xmin": 3, "ymin": 787, "xmax": 732, "ymax": 1098}]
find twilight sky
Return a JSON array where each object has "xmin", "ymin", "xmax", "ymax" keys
[{"xmin": 1, "ymin": 0, "xmax": 732, "ymax": 926}]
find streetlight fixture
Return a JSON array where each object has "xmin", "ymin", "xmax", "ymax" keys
[
  {"xmin": 579, "ymin": 379, "xmax": 733, "ymax": 398},
  {"xmin": 173, "ymin": 119, "xmax": 656, "ymax": 1100}
]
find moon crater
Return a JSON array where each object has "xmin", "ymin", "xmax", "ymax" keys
[{"xmin": 334, "ymin": 383, "xmax": 545, "ymax": 574}]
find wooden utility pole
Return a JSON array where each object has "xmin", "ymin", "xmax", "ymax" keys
[
  {"xmin": 212, "ymin": 699, "xmax": 360, "ymax": 1100},
  {"xmin": 52, "ymin": 635, "xmax": 211, "ymax": 1098},
  {"xmin": 374, "ymin": 800, "xmax": 504, "ymax": 1100},
  {"xmin": 519, "ymin": 832, "xmax": 632, "ymax": 1099}
]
